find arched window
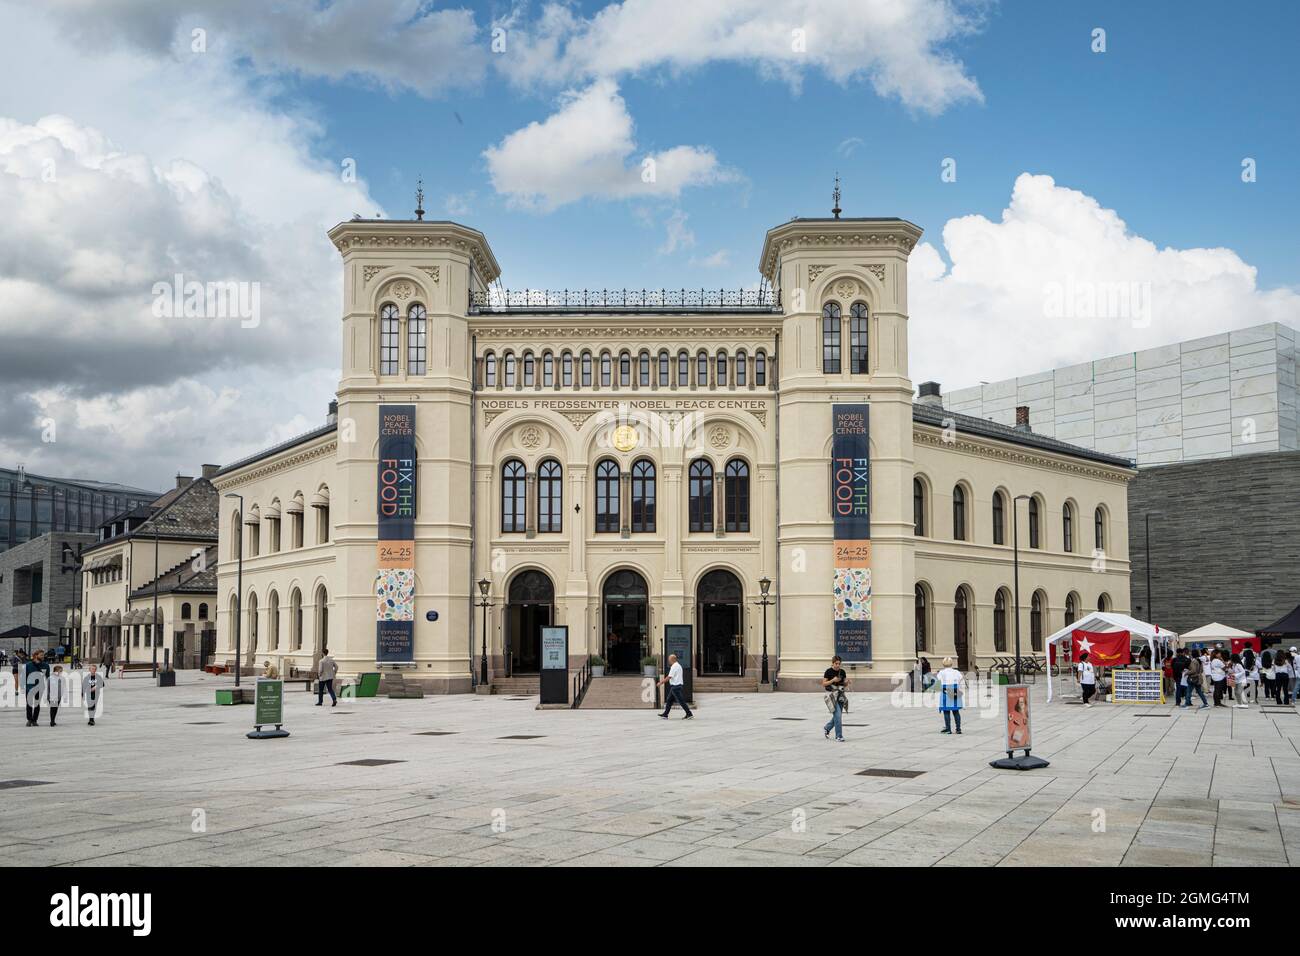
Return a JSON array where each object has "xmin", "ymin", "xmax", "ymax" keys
[
  {"xmin": 725, "ymin": 459, "xmax": 750, "ymax": 533},
  {"xmin": 952, "ymin": 485, "xmax": 967, "ymax": 541},
  {"xmin": 849, "ymin": 301, "xmax": 869, "ymax": 373},
  {"xmin": 1094, "ymin": 507, "xmax": 1105, "ymax": 551},
  {"xmin": 658, "ymin": 351, "xmax": 670, "ymax": 386},
  {"xmin": 291, "ymin": 588, "xmax": 303, "ymax": 650},
  {"xmin": 994, "ymin": 588, "xmax": 1009, "ymax": 652},
  {"xmin": 595, "ymin": 459, "xmax": 620, "ymax": 533},
  {"xmin": 268, "ymin": 591, "xmax": 280, "ymax": 649},
  {"xmin": 501, "ymin": 459, "xmax": 527, "ymax": 533},
  {"xmin": 755, "ymin": 350, "xmax": 767, "ymax": 387},
  {"xmin": 716, "ymin": 350, "xmax": 728, "ymax": 386},
  {"xmin": 542, "ymin": 351, "xmax": 554, "ymax": 387},
  {"xmin": 562, "ymin": 351, "xmax": 574, "ymax": 387},
  {"xmin": 689, "ymin": 459, "xmax": 714, "ymax": 533},
  {"xmin": 1065, "ymin": 592, "xmax": 1079, "ymax": 626},
  {"xmin": 523, "ymin": 351, "xmax": 536, "ymax": 387},
  {"xmin": 821, "ymin": 302, "xmax": 842, "ymax": 373},
  {"xmin": 600, "ymin": 352, "xmax": 612, "ymax": 387},
  {"xmin": 538, "ymin": 459, "xmax": 562, "ymax": 533},
  {"xmin": 619, "ymin": 351, "xmax": 631, "ymax": 387},
  {"xmin": 407, "ymin": 304, "xmax": 427, "ymax": 375},
  {"xmin": 1028, "ymin": 497, "xmax": 1041, "ymax": 549},
  {"xmin": 913, "ymin": 478, "xmax": 926, "ymax": 536},
  {"xmin": 677, "ymin": 350, "xmax": 690, "ymax": 387},
  {"xmin": 181, "ymin": 602, "xmax": 192, "ymax": 619},
  {"xmin": 484, "ymin": 352, "xmax": 497, "ymax": 387},
  {"xmin": 503, "ymin": 352, "xmax": 517, "ymax": 387},
  {"xmin": 915, "ymin": 584, "xmax": 928, "ymax": 653},
  {"xmin": 696, "ymin": 350, "xmax": 709, "ymax": 387},
  {"xmin": 631, "ymin": 459, "xmax": 656, "ymax": 533},
  {"xmin": 379, "ymin": 303, "xmax": 400, "ymax": 375},
  {"xmin": 581, "ymin": 351, "xmax": 593, "ymax": 387},
  {"xmin": 992, "ymin": 491, "xmax": 1006, "ymax": 545},
  {"xmin": 1062, "ymin": 502, "xmax": 1074, "ymax": 553},
  {"xmin": 1030, "ymin": 591, "xmax": 1045, "ymax": 651},
  {"xmin": 198, "ymin": 603, "xmax": 208, "ymax": 620},
  {"xmin": 1098, "ymin": 592, "xmax": 1111, "ymax": 613},
  {"xmin": 639, "ymin": 351, "xmax": 651, "ymax": 387},
  {"xmin": 736, "ymin": 349, "xmax": 747, "ymax": 386}
]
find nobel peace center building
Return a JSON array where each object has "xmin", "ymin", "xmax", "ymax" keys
[{"xmin": 212, "ymin": 212, "xmax": 1135, "ymax": 693}]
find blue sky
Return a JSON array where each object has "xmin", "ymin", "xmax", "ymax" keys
[{"xmin": 0, "ymin": 0, "xmax": 1296, "ymax": 488}]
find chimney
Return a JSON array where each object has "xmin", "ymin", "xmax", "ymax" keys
[
  {"xmin": 201, "ymin": 464, "xmax": 219, "ymax": 479},
  {"xmin": 917, "ymin": 381, "xmax": 943, "ymax": 407},
  {"xmin": 327, "ymin": 399, "xmax": 339, "ymax": 425},
  {"xmin": 175, "ymin": 474, "xmax": 194, "ymax": 489},
  {"xmin": 1015, "ymin": 405, "xmax": 1031, "ymax": 432}
]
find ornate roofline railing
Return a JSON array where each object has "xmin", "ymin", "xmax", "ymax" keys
[{"xmin": 469, "ymin": 288, "xmax": 779, "ymax": 314}]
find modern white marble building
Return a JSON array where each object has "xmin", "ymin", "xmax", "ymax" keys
[{"xmin": 945, "ymin": 323, "xmax": 1297, "ymax": 466}]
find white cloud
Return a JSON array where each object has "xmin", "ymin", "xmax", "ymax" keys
[
  {"xmin": 910, "ymin": 173, "xmax": 1300, "ymax": 391},
  {"xmin": 659, "ymin": 210, "xmax": 696, "ymax": 255},
  {"xmin": 483, "ymin": 80, "xmax": 735, "ymax": 211},
  {"xmin": 691, "ymin": 249, "xmax": 732, "ymax": 269},
  {"xmin": 498, "ymin": 0, "xmax": 984, "ymax": 114}
]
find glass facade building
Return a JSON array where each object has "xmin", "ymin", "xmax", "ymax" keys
[{"xmin": 0, "ymin": 467, "xmax": 159, "ymax": 555}]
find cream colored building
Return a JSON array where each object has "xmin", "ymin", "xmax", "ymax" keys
[{"xmin": 212, "ymin": 212, "xmax": 1133, "ymax": 692}]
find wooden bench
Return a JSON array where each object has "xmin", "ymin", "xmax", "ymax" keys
[
  {"xmin": 116, "ymin": 662, "xmax": 156, "ymax": 678},
  {"xmin": 282, "ymin": 676, "xmax": 314, "ymax": 692}
]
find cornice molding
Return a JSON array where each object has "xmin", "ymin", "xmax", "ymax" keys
[
  {"xmin": 913, "ymin": 427, "xmax": 1133, "ymax": 483},
  {"xmin": 212, "ymin": 439, "xmax": 338, "ymax": 491},
  {"xmin": 470, "ymin": 323, "xmax": 780, "ymax": 339}
]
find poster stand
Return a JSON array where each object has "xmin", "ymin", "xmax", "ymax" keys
[
  {"xmin": 989, "ymin": 683, "xmax": 1049, "ymax": 770},
  {"xmin": 247, "ymin": 678, "xmax": 290, "ymax": 739}
]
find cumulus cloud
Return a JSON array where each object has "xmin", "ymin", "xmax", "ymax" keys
[
  {"xmin": 483, "ymin": 80, "xmax": 735, "ymax": 210},
  {"xmin": 910, "ymin": 173, "xmax": 1300, "ymax": 391}
]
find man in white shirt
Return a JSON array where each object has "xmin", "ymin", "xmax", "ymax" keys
[
  {"xmin": 1078, "ymin": 652, "xmax": 1097, "ymax": 706},
  {"xmin": 656, "ymin": 654, "xmax": 693, "ymax": 720}
]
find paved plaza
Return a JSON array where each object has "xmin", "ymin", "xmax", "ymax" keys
[{"xmin": 4, "ymin": 672, "xmax": 1300, "ymax": 867}]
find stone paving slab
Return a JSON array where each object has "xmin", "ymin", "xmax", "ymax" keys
[{"xmin": 2, "ymin": 671, "xmax": 1298, "ymax": 866}]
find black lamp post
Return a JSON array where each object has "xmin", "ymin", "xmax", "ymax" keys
[
  {"xmin": 477, "ymin": 578, "xmax": 491, "ymax": 686},
  {"xmin": 150, "ymin": 514, "xmax": 179, "ymax": 678},
  {"xmin": 1012, "ymin": 494, "xmax": 1032, "ymax": 685},
  {"xmin": 756, "ymin": 576, "xmax": 774, "ymax": 685},
  {"xmin": 223, "ymin": 493, "xmax": 244, "ymax": 687},
  {"xmin": 1144, "ymin": 511, "xmax": 1161, "ymax": 627}
]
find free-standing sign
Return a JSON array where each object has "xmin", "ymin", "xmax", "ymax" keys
[
  {"xmin": 247, "ymin": 678, "xmax": 289, "ymax": 739},
  {"xmin": 1003, "ymin": 684, "xmax": 1031, "ymax": 752},
  {"xmin": 831, "ymin": 404, "xmax": 872, "ymax": 662},
  {"xmin": 540, "ymin": 626, "xmax": 568, "ymax": 705},
  {"xmin": 664, "ymin": 624, "xmax": 693, "ymax": 702},
  {"xmin": 377, "ymin": 405, "xmax": 417, "ymax": 664}
]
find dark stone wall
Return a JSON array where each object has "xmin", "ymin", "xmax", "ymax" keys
[{"xmin": 1128, "ymin": 450, "xmax": 1300, "ymax": 635}]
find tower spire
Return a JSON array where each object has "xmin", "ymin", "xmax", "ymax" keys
[
  {"xmin": 414, "ymin": 178, "xmax": 425, "ymax": 221},
  {"xmin": 831, "ymin": 172, "xmax": 841, "ymax": 219}
]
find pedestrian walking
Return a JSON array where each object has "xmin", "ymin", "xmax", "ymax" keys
[
  {"xmin": 1243, "ymin": 652, "xmax": 1260, "ymax": 705},
  {"xmin": 1275, "ymin": 651, "xmax": 1293, "ymax": 705},
  {"xmin": 23, "ymin": 649, "xmax": 50, "ymax": 727},
  {"xmin": 1261, "ymin": 648, "xmax": 1274, "ymax": 700},
  {"xmin": 657, "ymin": 653, "xmax": 693, "ymax": 720},
  {"xmin": 1078, "ymin": 651, "xmax": 1097, "ymax": 707},
  {"xmin": 1209, "ymin": 650, "xmax": 1227, "ymax": 706},
  {"xmin": 82, "ymin": 663, "xmax": 105, "ymax": 726},
  {"xmin": 1289, "ymin": 647, "xmax": 1300, "ymax": 703},
  {"xmin": 821, "ymin": 654, "xmax": 849, "ymax": 741},
  {"xmin": 1230, "ymin": 654, "xmax": 1249, "ymax": 709},
  {"xmin": 1171, "ymin": 648, "xmax": 1189, "ymax": 707},
  {"xmin": 937, "ymin": 657, "xmax": 964, "ymax": 731},
  {"xmin": 47, "ymin": 664, "xmax": 67, "ymax": 726},
  {"xmin": 315, "ymin": 648, "xmax": 338, "ymax": 706},
  {"xmin": 1183, "ymin": 651, "xmax": 1208, "ymax": 709}
]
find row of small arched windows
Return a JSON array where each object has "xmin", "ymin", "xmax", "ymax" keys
[
  {"xmin": 501, "ymin": 457, "xmax": 751, "ymax": 535},
  {"xmin": 913, "ymin": 479, "xmax": 1109, "ymax": 554},
  {"xmin": 915, "ymin": 583, "xmax": 1112, "ymax": 654},
  {"xmin": 232, "ymin": 492, "xmax": 331, "ymax": 560},
  {"xmin": 482, "ymin": 348, "xmax": 771, "ymax": 391}
]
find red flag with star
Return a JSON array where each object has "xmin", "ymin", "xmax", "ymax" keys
[{"xmin": 1072, "ymin": 629, "xmax": 1130, "ymax": 666}]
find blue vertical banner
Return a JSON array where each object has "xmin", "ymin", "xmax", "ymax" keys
[
  {"xmin": 831, "ymin": 404, "xmax": 871, "ymax": 661},
  {"xmin": 376, "ymin": 405, "xmax": 416, "ymax": 663}
]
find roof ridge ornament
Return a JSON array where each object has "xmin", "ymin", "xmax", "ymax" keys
[
  {"xmin": 414, "ymin": 178, "xmax": 425, "ymax": 221},
  {"xmin": 832, "ymin": 172, "xmax": 841, "ymax": 219}
]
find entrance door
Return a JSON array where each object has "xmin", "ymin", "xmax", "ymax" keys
[
  {"xmin": 697, "ymin": 569, "xmax": 743, "ymax": 675},
  {"xmin": 506, "ymin": 570, "xmax": 555, "ymax": 675},
  {"xmin": 602, "ymin": 569, "xmax": 648, "ymax": 674},
  {"xmin": 954, "ymin": 587, "xmax": 970, "ymax": 671}
]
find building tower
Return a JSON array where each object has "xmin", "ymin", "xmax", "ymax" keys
[{"xmin": 759, "ymin": 215, "xmax": 924, "ymax": 690}]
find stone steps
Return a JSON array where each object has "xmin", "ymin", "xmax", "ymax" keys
[
  {"xmin": 695, "ymin": 674, "xmax": 759, "ymax": 693},
  {"xmin": 492, "ymin": 677, "xmax": 540, "ymax": 695},
  {"xmin": 579, "ymin": 675, "xmax": 655, "ymax": 710}
]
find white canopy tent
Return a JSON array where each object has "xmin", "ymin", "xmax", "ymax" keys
[
  {"xmin": 1180, "ymin": 622, "xmax": 1254, "ymax": 644},
  {"xmin": 1044, "ymin": 612, "xmax": 1178, "ymax": 702}
]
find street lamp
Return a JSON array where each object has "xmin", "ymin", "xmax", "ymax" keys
[
  {"xmin": 756, "ymin": 576, "xmax": 774, "ymax": 685},
  {"xmin": 223, "ymin": 493, "xmax": 244, "ymax": 687},
  {"xmin": 1012, "ymin": 494, "xmax": 1032, "ymax": 686},
  {"xmin": 1144, "ymin": 511, "xmax": 1161, "ymax": 628},
  {"xmin": 477, "ymin": 578, "xmax": 491, "ymax": 686},
  {"xmin": 151, "ymin": 514, "xmax": 180, "ymax": 678}
]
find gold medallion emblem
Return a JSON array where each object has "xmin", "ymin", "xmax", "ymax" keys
[{"xmin": 612, "ymin": 425, "xmax": 638, "ymax": 452}]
